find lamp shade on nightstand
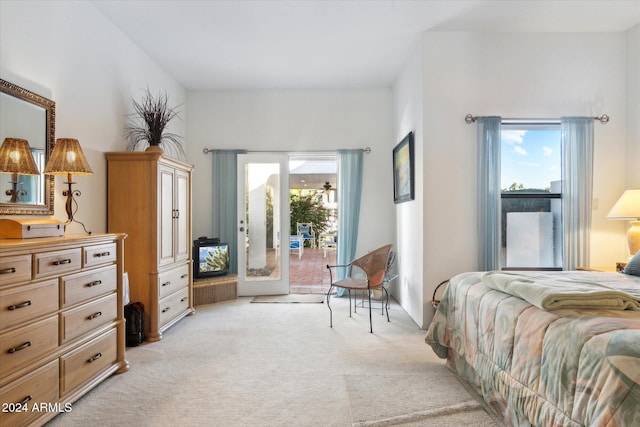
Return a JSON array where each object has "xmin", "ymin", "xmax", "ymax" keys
[
  {"xmin": 0, "ymin": 138, "xmax": 40, "ymax": 175},
  {"xmin": 44, "ymin": 138, "xmax": 94, "ymax": 233},
  {"xmin": 607, "ymin": 189, "xmax": 640, "ymax": 255},
  {"xmin": 43, "ymin": 138, "xmax": 93, "ymax": 176},
  {"xmin": 0, "ymin": 138, "xmax": 41, "ymax": 203}
]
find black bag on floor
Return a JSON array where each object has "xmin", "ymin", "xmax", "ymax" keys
[{"xmin": 124, "ymin": 302, "xmax": 145, "ymax": 347}]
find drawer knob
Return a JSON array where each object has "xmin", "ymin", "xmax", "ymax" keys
[
  {"xmin": 94, "ymin": 251, "xmax": 111, "ymax": 257},
  {"xmin": 18, "ymin": 395, "xmax": 33, "ymax": 406},
  {"xmin": 8, "ymin": 300, "xmax": 32, "ymax": 310},
  {"xmin": 162, "ymin": 281, "xmax": 171, "ymax": 287},
  {"xmin": 181, "ymin": 274, "xmax": 188, "ymax": 279},
  {"xmin": 8, "ymin": 341, "xmax": 31, "ymax": 354},
  {"xmin": 0, "ymin": 267, "xmax": 16, "ymax": 275},
  {"xmin": 87, "ymin": 352, "xmax": 102, "ymax": 363},
  {"xmin": 86, "ymin": 280, "xmax": 102, "ymax": 287},
  {"xmin": 52, "ymin": 258, "xmax": 72, "ymax": 266},
  {"xmin": 87, "ymin": 311, "xmax": 102, "ymax": 320},
  {"xmin": 162, "ymin": 307, "xmax": 171, "ymax": 313},
  {"xmin": 180, "ymin": 297, "xmax": 188, "ymax": 303}
]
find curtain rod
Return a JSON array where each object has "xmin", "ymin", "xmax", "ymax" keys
[
  {"xmin": 202, "ymin": 147, "xmax": 372, "ymax": 155},
  {"xmin": 464, "ymin": 114, "xmax": 609, "ymax": 125}
]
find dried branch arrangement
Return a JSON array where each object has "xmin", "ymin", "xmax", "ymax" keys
[{"xmin": 125, "ymin": 88, "xmax": 184, "ymax": 158}]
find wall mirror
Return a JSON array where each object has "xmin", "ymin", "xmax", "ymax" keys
[{"xmin": 0, "ymin": 79, "xmax": 55, "ymax": 215}]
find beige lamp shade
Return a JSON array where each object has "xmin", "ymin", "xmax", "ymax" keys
[
  {"xmin": 44, "ymin": 138, "xmax": 93, "ymax": 176},
  {"xmin": 607, "ymin": 189, "xmax": 640, "ymax": 219},
  {"xmin": 0, "ymin": 138, "xmax": 41, "ymax": 175},
  {"xmin": 607, "ymin": 188, "xmax": 640, "ymax": 255}
]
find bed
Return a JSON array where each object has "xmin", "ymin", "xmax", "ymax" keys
[{"xmin": 425, "ymin": 270, "xmax": 640, "ymax": 427}]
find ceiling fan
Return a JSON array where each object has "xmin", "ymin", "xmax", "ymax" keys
[{"xmin": 321, "ymin": 181, "xmax": 333, "ymax": 195}]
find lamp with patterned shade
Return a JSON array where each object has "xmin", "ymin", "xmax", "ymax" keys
[
  {"xmin": 607, "ymin": 188, "xmax": 640, "ymax": 256},
  {"xmin": 0, "ymin": 138, "xmax": 41, "ymax": 203},
  {"xmin": 44, "ymin": 138, "xmax": 93, "ymax": 233}
]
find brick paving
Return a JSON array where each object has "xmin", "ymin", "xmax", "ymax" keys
[{"xmin": 290, "ymin": 247, "xmax": 336, "ymax": 294}]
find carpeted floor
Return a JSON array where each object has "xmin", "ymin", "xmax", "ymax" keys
[
  {"xmin": 45, "ymin": 297, "xmax": 498, "ymax": 426},
  {"xmin": 346, "ymin": 373, "xmax": 495, "ymax": 426},
  {"xmin": 252, "ymin": 294, "xmax": 325, "ymax": 303}
]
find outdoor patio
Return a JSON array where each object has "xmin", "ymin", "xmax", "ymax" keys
[{"xmin": 290, "ymin": 247, "xmax": 336, "ymax": 294}]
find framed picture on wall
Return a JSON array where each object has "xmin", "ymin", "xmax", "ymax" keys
[{"xmin": 393, "ymin": 131, "xmax": 415, "ymax": 204}]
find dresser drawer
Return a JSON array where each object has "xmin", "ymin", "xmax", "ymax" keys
[
  {"xmin": 61, "ymin": 265, "xmax": 117, "ymax": 308},
  {"xmin": 60, "ymin": 293, "xmax": 117, "ymax": 344},
  {"xmin": 84, "ymin": 243, "xmax": 117, "ymax": 268},
  {"xmin": 0, "ymin": 255, "xmax": 31, "ymax": 286},
  {"xmin": 158, "ymin": 263, "xmax": 190, "ymax": 299},
  {"xmin": 159, "ymin": 286, "xmax": 189, "ymax": 327},
  {"xmin": 34, "ymin": 248, "xmax": 82, "ymax": 279},
  {"xmin": 0, "ymin": 359, "xmax": 59, "ymax": 427},
  {"xmin": 0, "ymin": 316, "xmax": 58, "ymax": 378},
  {"xmin": 0, "ymin": 279, "xmax": 58, "ymax": 331},
  {"xmin": 60, "ymin": 327, "xmax": 117, "ymax": 396}
]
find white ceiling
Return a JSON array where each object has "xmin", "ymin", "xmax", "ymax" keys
[{"xmin": 92, "ymin": 0, "xmax": 640, "ymax": 90}]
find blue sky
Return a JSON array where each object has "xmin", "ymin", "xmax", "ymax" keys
[{"xmin": 501, "ymin": 129, "xmax": 561, "ymax": 191}]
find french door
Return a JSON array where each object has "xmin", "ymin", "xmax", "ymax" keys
[{"xmin": 237, "ymin": 153, "xmax": 290, "ymax": 296}]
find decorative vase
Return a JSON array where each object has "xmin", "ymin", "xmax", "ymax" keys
[{"xmin": 145, "ymin": 145, "xmax": 163, "ymax": 154}]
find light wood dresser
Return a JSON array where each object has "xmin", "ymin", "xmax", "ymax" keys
[
  {"xmin": 0, "ymin": 234, "xmax": 128, "ymax": 427},
  {"xmin": 106, "ymin": 152, "xmax": 194, "ymax": 342}
]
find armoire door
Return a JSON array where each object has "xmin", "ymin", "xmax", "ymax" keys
[{"xmin": 158, "ymin": 164, "xmax": 176, "ymax": 266}]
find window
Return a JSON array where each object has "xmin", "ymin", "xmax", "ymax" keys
[{"xmin": 501, "ymin": 124, "xmax": 562, "ymax": 270}]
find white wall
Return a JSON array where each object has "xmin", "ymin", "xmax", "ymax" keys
[
  {"xmin": 186, "ymin": 89, "xmax": 395, "ymax": 255},
  {"xmin": 2, "ymin": 2, "xmax": 635, "ymax": 330},
  {"xmin": 392, "ymin": 47, "xmax": 424, "ymax": 327},
  {"xmin": 627, "ymin": 24, "xmax": 640, "ymax": 187},
  {"xmin": 0, "ymin": 1, "xmax": 186, "ymax": 233},
  {"xmin": 403, "ymin": 31, "xmax": 630, "ymax": 327}
]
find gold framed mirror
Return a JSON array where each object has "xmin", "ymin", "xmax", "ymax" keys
[{"xmin": 0, "ymin": 79, "xmax": 55, "ymax": 215}]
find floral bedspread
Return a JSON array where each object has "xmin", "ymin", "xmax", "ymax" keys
[{"xmin": 425, "ymin": 271, "xmax": 640, "ymax": 427}]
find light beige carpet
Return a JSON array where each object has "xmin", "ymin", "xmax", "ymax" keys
[
  {"xmin": 45, "ymin": 296, "xmax": 498, "ymax": 426},
  {"xmin": 347, "ymin": 373, "xmax": 495, "ymax": 426},
  {"xmin": 252, "ymin": 294, "xmax": 325, "ymax": 303}
]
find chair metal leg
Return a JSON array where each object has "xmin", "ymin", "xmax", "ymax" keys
[
  {"xmin": 367, "ymin": 285, "xmax": 373, "ymax": 333},
  {"xmin": 326, "ymin": 265, "xmax": 334, "ymax": 328},
  {"xmin": 353, "ymin": 290, "xmax": 357, "ymax": 314},
  {"xmin": 348, "ymin": 289, "xmax": 352, "ymax": 317},
  {"xmin": 383, "ymin": 288, "xmax": 390, "ymax": 322},
  {"xmin": 327, "ymin": 285, "xmax": 334, "ymax": 328}
]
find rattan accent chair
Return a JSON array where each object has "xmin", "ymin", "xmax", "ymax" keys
[{"xmin": 326, "ymin": 244, "xmax": 393, "ymax": 333}]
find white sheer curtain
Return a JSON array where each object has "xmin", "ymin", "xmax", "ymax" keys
[
  {"xmin": 477, "ymin": 117, "xmax": 502, "ymax": 271},
  {"xmin": 334, "ymin": 149, "xmax": 364, "ymax": 297},
  {"xmin": 212, "ymin": 149, "xmax": 247, "ymax": 273},
  {"xmin": 561, "ymin": 117, "xmax": 594, "ymax": 270}
]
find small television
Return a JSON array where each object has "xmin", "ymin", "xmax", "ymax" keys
[{"xmin": 193, "ymin": 237, "xmax": 230, "ymax": 278}]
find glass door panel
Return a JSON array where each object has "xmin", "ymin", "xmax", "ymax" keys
[{"xmin": 237, "ymin": 154, "xmax": 289, "ymax": 295}]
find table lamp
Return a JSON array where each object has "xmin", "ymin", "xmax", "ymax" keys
[
  {"xmin": 44, "ymin": 138, "xmax": 93, "ymax": 233},
  {"xmin": 607, "ymin": 188, "xmax": 640, "ymax": 256},
  {"xmin": 0, "ymin": 138, "xmax": 41, "ymax": 202}
]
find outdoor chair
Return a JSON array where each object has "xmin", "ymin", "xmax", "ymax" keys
[
  {"xmin": 325, "ymin": 244, "xmax": 393, "ymax": 333},
  {"xmin": 296, "ymin": 222, "xmax": 316, "ymax": 248},
  {"xmin": 319, "ymin": 232, "xmax": 337, "ymax": 258},
  {"xmin": 290, "ymin": 235, "xmax": 303, "ymax": 259}
]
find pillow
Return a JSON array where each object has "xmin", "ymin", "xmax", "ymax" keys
[{"xmin": 623, "ymin": 251, "xmax": 640, "ymax": 276}]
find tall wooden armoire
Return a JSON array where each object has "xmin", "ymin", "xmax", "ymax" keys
[{"xmin": 106, "ymin": 151, "xmax": 194, "ymax": 341}]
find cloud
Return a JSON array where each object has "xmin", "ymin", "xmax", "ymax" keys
[
  {"xmin": 543, "ymin": 146, "xmax": 553, "ymax": 156},
  {"xmin": 513, "ymin": 145, "xmax": 527, "ymax": 156},
  {"xmin": 519, "ymin": 162, "xmax": 541, "ymax": 167},
  {"xmin": 502, "ymin": 130, "xmax": 527, "ymax": 145}
]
